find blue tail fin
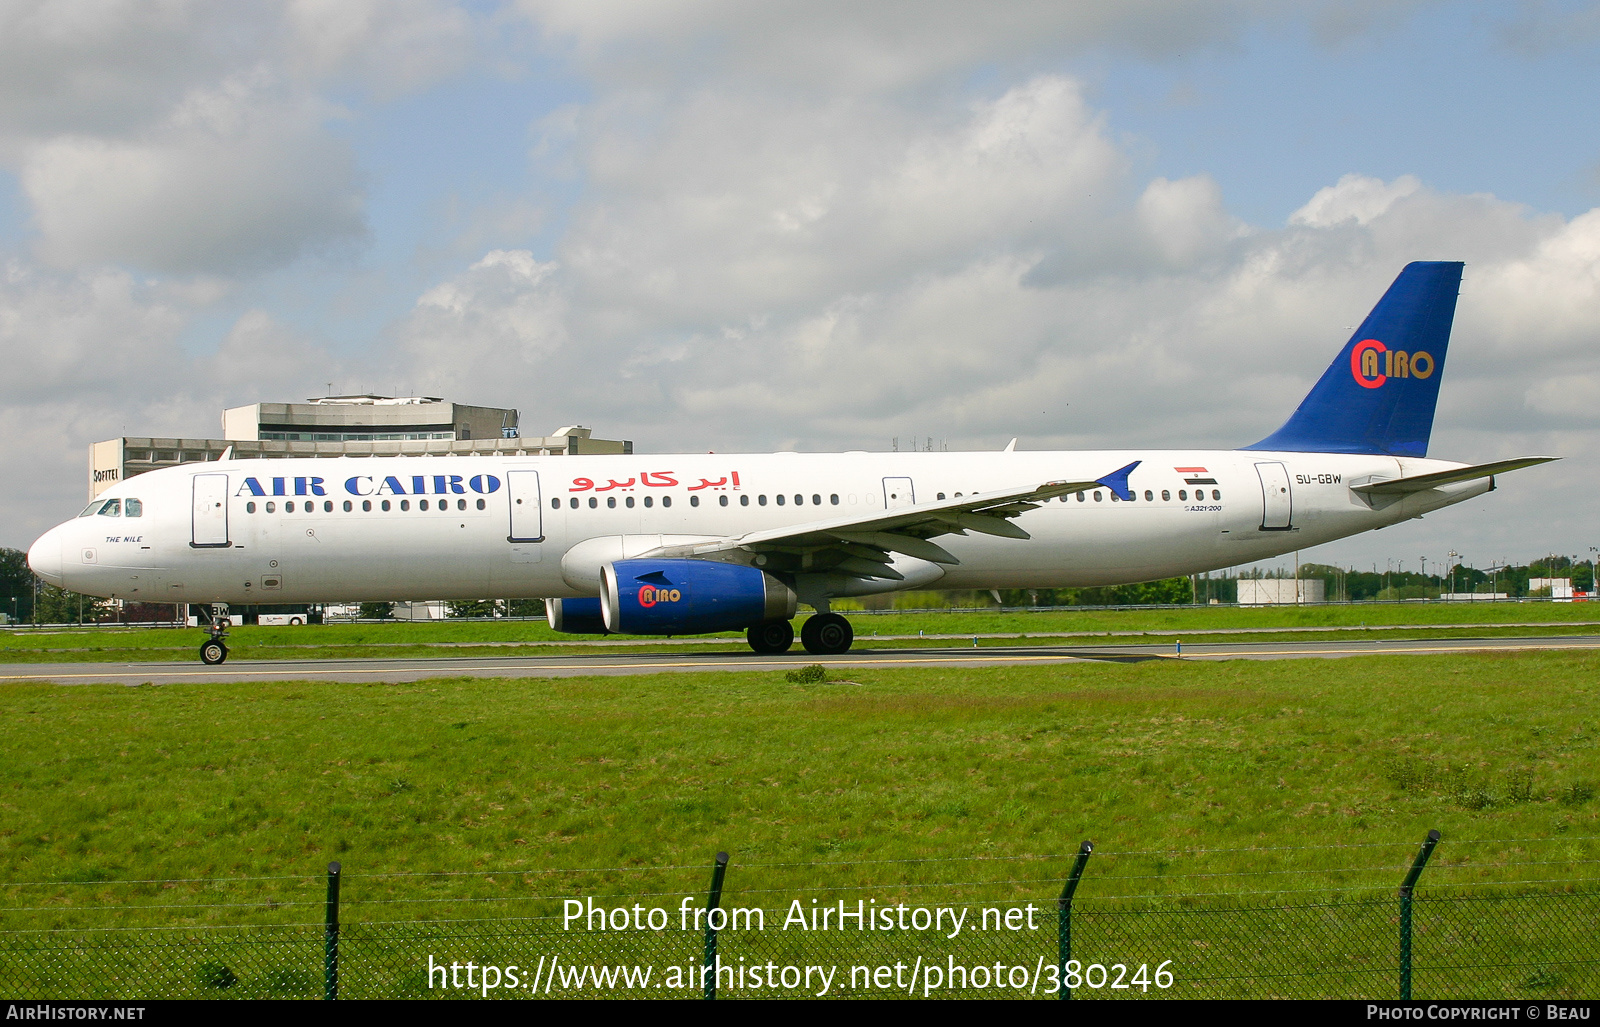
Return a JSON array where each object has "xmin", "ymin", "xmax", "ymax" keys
[{"xmin": 1243, "ymin": 261, "xmax": 1463, "ymax": 457}]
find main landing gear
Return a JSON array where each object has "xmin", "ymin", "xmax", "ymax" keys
[
  {"xmin": 745, "ymin": 613, "xmax": 854, "ymax": 656},
  {"xmin": 199, "ymin": 603, "xmax": 229, "ymax": 665}
]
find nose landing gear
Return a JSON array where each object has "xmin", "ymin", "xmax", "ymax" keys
[{"xmin": 199, "ymin": 603, "xmax": 230, "ymax": 665}]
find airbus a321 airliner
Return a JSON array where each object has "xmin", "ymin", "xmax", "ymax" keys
[{"xmin": 27, "ymin": 262, "xmax": 1554, "ymax": 664}]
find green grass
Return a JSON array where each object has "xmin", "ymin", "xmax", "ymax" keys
[
  {"xmin": 2, "ymin": 652, "xmax": 1598, "ymax": 998},
  {"xmin": 3, "ymin": 600, "xmax": 1597, "ymax": 663},
  {"xmin": 2, "ymin": 652, "xmax": 1596, "ymax": 916}
]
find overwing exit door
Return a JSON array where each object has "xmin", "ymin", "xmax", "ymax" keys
[{"xmin": 883, "ymin": 477, "xmax": 916, "ymax": 509}]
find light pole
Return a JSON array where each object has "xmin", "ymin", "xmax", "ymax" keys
[
  {"xmin": 1590, "ymin": 546, "xmax": 1598, "ymax": 600},
  {"xmin": 1448, "ymin": 551, "xmax": 1459, "ymax": 599}
]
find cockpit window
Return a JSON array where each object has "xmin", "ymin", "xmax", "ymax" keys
[
  {"xmin": 124, "ymin": 498, "xmax": 143, "ymax": 517},
  {"xmin": 78, "ymin": 502, "xmax": 99, "ymax": 517},
  {"xmin": 97, "ymin": 499, "xmax": 121, "ymax": 517}
]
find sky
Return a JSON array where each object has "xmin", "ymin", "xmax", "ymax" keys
[{"xmin": 2, "ymin": 0, "xmax": 1598, "ymax": 577}]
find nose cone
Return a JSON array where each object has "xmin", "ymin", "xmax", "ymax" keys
[{"xmin": 28, "ymin": 527, "xmax": 64, "ymax": 587}]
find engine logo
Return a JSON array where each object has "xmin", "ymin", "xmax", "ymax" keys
[{"xmin": 637, "ymin": 586, "xmax": 683, "ymax": 607}]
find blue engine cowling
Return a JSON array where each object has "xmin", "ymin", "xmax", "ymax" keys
[
  {"xmin": 600, "ymin": 559, "xmax": 796, "ymax": 634},
  {"xmin": 546, "ymin": 597, "xmax": 609, "ymax": 634}
]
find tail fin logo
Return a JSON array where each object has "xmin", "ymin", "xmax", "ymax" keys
[{"xmin": 1350, "ymin": 339, "xmax": 1435, "ymax": 389}]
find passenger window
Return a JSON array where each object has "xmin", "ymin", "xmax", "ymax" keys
[
  {"xmin": 796, "ymin": 494, "xmax": 804, "ymax": 505},
  {"xmin": 1093, "ymin": 492, "xmax": 1102, "ymax": 502},
  {"xmin": 1144, "ymin": 490, "xmax": 1153, "ymax": 502},
  {"xmin": 690, "ymin": 495, "xmax": 699, "ymax": 507},
  {"xmin": 625, "ymin": 496, "xmax": 635, "ymax": 508},
  {"xmin": 381, "ymin": 500, "xmax": 391, "ymax": 512},
  {"xmin": 477, "ymin": 498, "xmax": 486, "ymax": 510},
  {"xmin": 266, "ymin": 502, "xmax": 276, "ymax": 513},
  {"xmin": 551, "ymin": 498, "xmax": 560, "ymax": 509},
  {"xmin": 401, "ymin": 500, "xmax": 410, "ymax": 511},
  {"xmin": 719, "ymin": 495, "xmax": 728, "ymax": 507},
  {"xmin": 569, "ymin": 497, "xmax": 578, "ymax": 509},
  {"xmin": 589, "ymin": 497, "xmax": 597, "ymax": 508},
  {"xmin": 420, "ymin": 500, "xmax": 429, "ymax": 511},
  {"xmin": 362, "ymin": 500, "xmax": 371, "ymax": 512},
  {"xmin": 759, "ymin": 495, "xmax": 767, "ymax": 506},
  {"xmin": 1179, "ymin": 490, "xmax": 1188, "ymax": 501},
  {"xmin": 457, "ymin": 499, "xmax": 466, "ymax": 511},
  {"xmin": 775, "ymin": 494, "xmax": 784, "ymax": 506},
  {"xmin": 812, "ymin": 494, "xmax": 821, "ymax": 505},
  {"xmin": 937, "ymin": 493, "xmax": 946, "ymax": 500},
  {"xmin": 246, "ymin": 502, "xmax": 256, "ymax": 514},
  {"xmin": 662, "ymin": 496, "xmax": 672, "ymax": 508},
  {"xmin": 607, "ymin": 497, "xmax": 616, "ymax": 509},
  {"xmin": 125, "ymin": 498, "xmax": 143, "ymax": 517},
  {"xmin": 1161, "ymin": 490, "xmax": 1170, "ymax": 501},
  {"xmin": 644, "ymin": 496, "xmax": 653, "ymax": 508},
  {"xmin": 323, "ymin": 501, "xmax": 332, "ymax": 512},
  {"xmin": 740, "ymin": 495, "xmax": 749, "ymax": 506},
  {"xmin": 344, "ymin": 500, "xmax": 353, "ymax": 512},
  {"xmin": 830, "ymin": 494, "xmax": 839, "ymax": 505},
  {"xmin": 1213, "ymin": 489, "xmax": 1222, "ymax": 500},
  {"xmin": 1076, "ymin": 492, "xmax": 1085, "ymax": 502},
  {"xmin": 287, "ymin": 501, "xmax": 296, "ymax": 513}
]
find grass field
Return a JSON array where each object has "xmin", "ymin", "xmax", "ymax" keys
[
  {"xmin": 2, "ymin": 651, "xmax": 1596, "ymax": 917},
  {"xmin": 3, "ymin": 600, "xmax": 1598, "ymax": 663},
  {"xmin": 3, "ymin": 649, "xmax": 1598, "ymax": 998}
]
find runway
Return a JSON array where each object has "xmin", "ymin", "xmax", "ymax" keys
[{"xmin": 1, "ymin": 634, "xmax": 1597, "ymax": 685}]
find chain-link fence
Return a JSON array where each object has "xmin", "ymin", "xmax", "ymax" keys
[{"xmin": 4, "ymin": 835, "xmax": 1598, "ymax": 1000}]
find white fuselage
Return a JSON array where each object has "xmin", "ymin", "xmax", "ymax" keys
[{"xmin": 29, "ymin": 449, "xmax": 1491, "ymax": 606}]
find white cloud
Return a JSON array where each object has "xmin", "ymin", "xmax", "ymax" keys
[
  {"xmin": 1136, "ymin": 175, "xmax": 1243, "ymax": 266},
  {"xmin": 1289, "ymin": 173, "xmax": 1422, "ymax": 227},
  {"xmin": 284, "ymin": 0, "xmax": 480, "ymax": 97},
  {"xmin": 21, "ymin": 71, "xmax": 366, "ymax": 273},
  {"xmin": 518, "ymin": 0, "xmax": 1373, "ymax": 91}
]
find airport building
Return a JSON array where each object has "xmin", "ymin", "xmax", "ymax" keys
[{"xmin": 89, "ymin": 395, "xmax": 631, "ymax": 500}]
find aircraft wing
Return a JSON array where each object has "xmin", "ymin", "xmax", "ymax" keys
[
  {"xmin": 1350, "ymin": 456, "xmax": 1557, "ymax": 496},
  {"xmin": 643, "ymin": 461, "xmax": 1141, "ymax": 580}
]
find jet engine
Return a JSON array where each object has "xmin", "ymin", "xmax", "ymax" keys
[
  {"xmin": 545, "ymin": 597, "xmax": 609, "ymax": 634},
  {"xmin": 600, "ymin": 558, "xmax": 796, "ymax": 634}
]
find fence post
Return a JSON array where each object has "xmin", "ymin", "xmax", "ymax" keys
[
  {"xmin": 703, "ymin": 851, "xmax": 729, "ymax": 1000},
  {"xmin": 1057, "ymin": 840, "xmax": 1093, "ymax": 1000},
  {"xmin": 324, "ymin": 861, "xmax": 342, "ymax": 1001},
  {"xmin": 1398, "ymin": 830, "xmax": 1440, "ymax": 1000}
]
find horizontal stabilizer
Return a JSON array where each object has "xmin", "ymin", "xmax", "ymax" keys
[{"xmin": 1351, "ymin": 457, "xmax": 1557, "ymax": 496}]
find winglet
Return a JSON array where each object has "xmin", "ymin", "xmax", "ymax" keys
[{"xmin": 1096, "ymin": 460, "xmax": 1141, "ymax": 501}]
